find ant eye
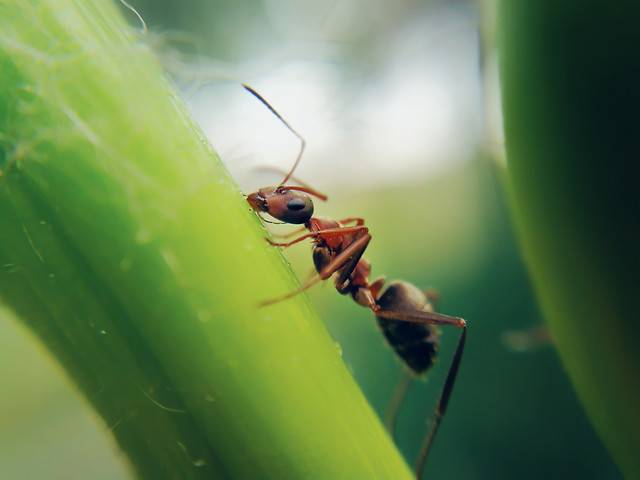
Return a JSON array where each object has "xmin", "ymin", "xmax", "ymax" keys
[
  {"xmin": 275, "ymin": 195, "xmax": 313, "ymax": 224},
  {"xmin": 287, "ymin": 197, "xmax": 307, "ymax": 211},
  {"xmin": 265, "ymin": 190, "xmax": 313, "ymax": 224}
]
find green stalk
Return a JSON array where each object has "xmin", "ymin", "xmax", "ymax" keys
[
  {"xmin": 0, "ymin": 0, "xmax": 413, "ymax": 478},
  {"xmin": 498, "ymin": 1, "xmax": 640, "ymax": 477}
]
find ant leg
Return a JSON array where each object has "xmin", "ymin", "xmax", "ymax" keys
[
  {"xmin": 415, "ymin": 327, "xmax": 467, "ymax": 479},
  {"xmin": 374, "ymin": 308, "xmax": 466, "ymax": 329},
  {"xmin": 258, "ymin": 276, "xmax": 324, "ymax": 306},
  {"xmin": 502, "ymin": 325, "xmax": 552, "ymax": 352},
  {"xmin": 336, "ymin": 217, "xmax": 365, "ymax": 226},
  {"xmin": 317, "ymin": 231, "xmax": 371, "ymax": 286},
  {"xmin": 369, "ymin": 276, "xmax": 386, "ymax": 299},
  {"xmin": 259, "ymin": 232, "xmax": 371, "ymax": 306},
  {"xmin": 334, "ymin": 235, "xmax": 371, "ymax": 287},
  {"xmin": 384, "ymin": 369, "xmax": 412, "ymax": 436},
  {"xmin": 374, "ymin": 301, "xmax": 467, "ymax": 478},
  {"xmin": 267, "ymin": 225, "xmax": 368, "ymax": 248},
  {"xmin": 313, "ymin": 225, "xmax": 368, "ymax": 240},
  {"xmin": 269, "ymin": 226, "xmax": 307, "ymax": 239},
  {"xmin": 266, "ymin": 232, "xmax": 317, "ymax": 248}
]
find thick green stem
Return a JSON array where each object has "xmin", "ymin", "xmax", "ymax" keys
[
  {"xmin": 0, "ymin": 0, "xmax": 412, "ymax": 478},
  {"xmin": 498, "ymin": 1, "xmax": 640, "ymax": 477}
]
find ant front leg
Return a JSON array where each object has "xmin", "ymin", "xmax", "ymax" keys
[
  {"xmin": 315, "ymin": 229, "xmax": 371, "ymax": 285},
  {"xmin": 266, "ymin": 231, "xmax": 317, "ymax": 248},
  {"xmin": 258, "ymin": 228, "xmax": 370, "ymax": 307},
  {"xmin": 269, "ymin": 225, "xmax": 308, "ymax": 239},
  {"xmin": 266, "ymin": 225, "xmax": 368, "ymax": 248}
]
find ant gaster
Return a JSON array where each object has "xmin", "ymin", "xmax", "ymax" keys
[{"xmin": 242, "ymin": 84, "xmax": 467, "ymax": 480}]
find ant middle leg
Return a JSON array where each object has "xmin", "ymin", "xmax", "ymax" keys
[{"xmin": 266, "ymin": 225, "xmax": 368, "ymax": 248}]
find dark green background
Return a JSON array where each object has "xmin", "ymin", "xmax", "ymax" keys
[{"xmin": 0, "ymin": 0, "xmax": 622, "ymax": 478}]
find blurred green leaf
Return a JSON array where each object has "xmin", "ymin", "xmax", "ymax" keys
[{"xmin": 498, "ymin": 1, "xmax": 640, "ymax": 477}]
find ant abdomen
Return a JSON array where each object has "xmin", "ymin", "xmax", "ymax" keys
[{"xmin": 375, "ymin": 281, "xmax": 441, "ymax": 375}]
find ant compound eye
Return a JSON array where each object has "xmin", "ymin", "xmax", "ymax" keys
[
  {"xmin": 287, "ymin": 197, "xmax": 307, "ymax": 211},
  {"xmin": 272, "ymin": 193, "xmax": 313, "ymax": 224}
]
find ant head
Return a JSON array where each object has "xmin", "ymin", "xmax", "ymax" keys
[
  {"xmin": 242, "ymin": 84, "xmax": 327, "ymax": 224},
  {"xmin": 247, "ymin": 186, "xmax": 314, "ymax": 224}
]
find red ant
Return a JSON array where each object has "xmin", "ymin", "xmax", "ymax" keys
[{"xmin": 243, "ymin": 84, "xmax": 467, "ymax": 479}]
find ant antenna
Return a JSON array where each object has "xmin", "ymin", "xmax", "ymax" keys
[
  {"xmin": 119, "ymin": 0, "xmax": 148, "ymax": 35},
  {"xmin": 242, "ymin": 84, "xmax": 306, "ymax": 187},
  {"xmin": 254, "ymin": 165, "xmax": 327, "ymax": 196}
]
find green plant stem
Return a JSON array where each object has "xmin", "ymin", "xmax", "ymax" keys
[
  {"xmin": 0, "ymin": 0, "xmax": 413, "ymax": 478},
  {"xmin": 498, "ymin": 1, "xmax": 640, "ymax": 477}
]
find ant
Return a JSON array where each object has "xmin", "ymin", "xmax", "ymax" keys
[{"xmin": 243, "ymin": 84, "xmax": 467, "ymax": 479}]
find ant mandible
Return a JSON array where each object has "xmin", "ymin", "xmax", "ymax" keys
[{"xmin": 243, "ymin": 84, "xmax": 467, "ymax": 479}]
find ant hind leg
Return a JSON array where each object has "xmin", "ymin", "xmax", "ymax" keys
[{"xmin": 414, "ymin": 327, "xmax": 467, "ymax": 479}]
